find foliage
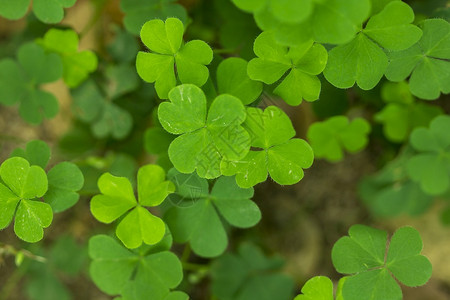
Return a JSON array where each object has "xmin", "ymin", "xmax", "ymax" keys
[
  {"xmin": 248, "ymin": 32, "xmax": 327, "ymax": 105},
  {"xmin": 307, "ymin": 116, "xmax": 371, "ymax": 162},
  {"xmin": 165, "ymin": 171, "xmax": 260, "ymax": 257},
  {"xmin": 211, "ymin": 242, "xmax": 294, "ymax": 300},
  {"xmin": 89, "ymin": 234, "xmax": 185, "ymax": 300},
  {"xmin": 136, "ymin": 18, "xmax": 213, "ymax": 99},
  {"xmin": 324, "ymin": 1, "xmax": 422, "ymax": 90},
  {"xmin": 385, "ymin": 19, "xmax": 450, "ymax": 100},
  {"xmin": 0, "ymin": 42, "xmax": 62, "ymax": 124},
  {"xmin": 222, "ymin": 106, "xmax": 314, "ymax": 187},
  {"xmin": 0, "ymin": 0, "xmax": 76, "ymax": 23},
  {"xmin": 294, "ymin": 276, "xmax": 345, "ymax": 300},
  {"xmin": 90, "ymin": 164, "xmax": 174, "ymax": 248},
  {"xmin": 332, "ymin": 225, "xmax": 432, "ymax": 300},
  {"xmin": 407, "ymin": 115, "xmax": 450, "ymax": 195},
  {"xmin": 158, "ymin": 84, "xmax": 250, "ymax": 179},
  {"xmin": 38, "ymin": 28, "xmax": 98, "ymax": 88}
]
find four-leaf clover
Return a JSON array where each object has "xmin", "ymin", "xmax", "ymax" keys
[
  {"xmin": 158, "ymin": 84, "xmax": 251, "ymax": 179},
  {"xmin": 0, "ymin": 157, "xmax": 52, "ymax": 243},
  {"xmin": 332, "ymin": 225, "xmax": 432, "ymax": 300},
  {"xmin": 248, "ymin": 32, "xmax": 327, "ymax": 105},
  {"xmin": 90, "ymin": 164, "xmax": 175, "ymax": 248},
  {"xmin": 136, "ymin": 18, "xmax": 213, "ymax": 99}
]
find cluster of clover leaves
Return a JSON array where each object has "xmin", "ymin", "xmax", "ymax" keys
[{"xmin": 0, "ymin": 0, "xmax": 447, "ymax": 299}]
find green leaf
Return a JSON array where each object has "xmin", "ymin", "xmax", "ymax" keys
[
  {"xmin": 89, "ymin": 234, "xmax": 183, "ymax": 298},
  {"xmin": 294, "ymin": 276, "xmax": 333, "ymax": 300},
  {"xmin": 32, "ymin": 0, "xmax": 76, "ymax": 24},
  {"xmin": 0, "ymin": 42, "xmax": 62, "ymax": 124},
  {"xmin": 137, "ymin": 18, "xmax": 213, "ymax": 99},
  {"xmin": 45, "ymin": 162, "xmax": 84, "ymax": 213},
  {"xmin": 407, "ymin": 115, "xmax": 450, "ymax": 195},
  {"xmin": 216, "ymin": 57, "xmax": 263, "ymax": 105},
  {"xmin": 72, "ymin": 79, "xmax": 133, "ymax": 140},
  {"xmin": 0, "ymin": 157, "xmax": 48, "ymax": 200},
  {"xmin": 0, "ymin": 0, "xmax": 30, "ymax": 20},
  {"xmin": 14, "ymin": 199, "xmax": 53, "ymax": 243},
  {"xmin": 90, "ymin": 165, "xmax": 173, "ymax": 248},
  {"xmin": 307, "ymin": 116, "xmax": 371, "ymax": 162},
  {"xmin": 332, "ymin": 225, "xmax": 432, "ymax": 300},
  {"xmin": 324, "ymin": 1, "xmax": 421, "ymax": 90},
  {"xmin": 158, "ymin": 84, "xmax": 250, "ymax": 179},
  {"xmin": 222, "ymin": 106, "xmax": 313, "ymax": 187},
  {"xmin": 385, "ymin": 19, "xmax": 450, "ymax": 100},
  {"xmin": 120, "ymin": 0, "xmax": 187, "ymax": 35},
  {"xmin": 165, "ymin": 176, "xmax": 259, "ymax": 257},
  {"xmin": 248, "ymin": 32, "xmax": 327, "ymax": 105},
  {"xmin": 11, "ymin": 140, "xmax": 51, "ymax": 169},
  {"xmin": 211, "ymin": 242, "xmax": 294, "ymax": 300},
  {"xmin": 39, "ymin": 28, "xmax": 98, "ymax": 88}
]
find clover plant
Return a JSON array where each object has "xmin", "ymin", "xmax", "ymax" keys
[{"xmin": 0, "ymin": 0, "xmax": 447, "ymax": 299}]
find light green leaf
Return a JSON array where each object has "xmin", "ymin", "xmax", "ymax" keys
[
  {"xmin": 307, "ymin": 116, "xmax": 371, "ymax": 162},
  {"xmin": 121, "ymin": 0, "xmax": 187, "ymax": 35},
  {"xmin": 11, "ymin": 140, "xmax": 51, "ymax": 169},
  {"xmin": 0, "ymin": 184, "xmax": 21, "ymax": 229},
  {"xmin": 159, "ymin": 84, "xmax": 250, "ymax": 179},
  {"xmin": 248, "ymin": 32, "xmax": 327, "ymax": 105},
  {"xmin": 32, "ymin": 0, "xmax": 76, "ymax": 24},
  {"xmin": 294, "ymin": 276, "xmax": 333, "ymax": 300},
  {"xmin": 39, "ymin": 29, "xmax": 98, "ymax": 88},
  {"xmin": 137, "ymin": 18, "xmax": 213, "ymax": 99},
  {"xmin": 138, "ymin": 164, "xmax": 175, "ymax": 207},
  {"xmin": 14, "ymin": 199, "xmax": 53, "ymax": 242},
  {"xmin": 0, "ymin": 0, "xmax": 30, "ymax": 19},
  {"xmin": 222, "ymin": 106, "xmax": 313, "ymax": 187},
  {"xmin": 45, "ymin": 162, "xmax": 84, "ymax": 213},
  {"xmin": 216, "ymin": 57, "xmax": 263, "ymax": 105}
]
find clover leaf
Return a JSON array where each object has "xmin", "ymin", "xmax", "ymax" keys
[
  {"xmin": 0, "ymin": 0, "xmax": 76, "ymax": 23},
  {"xmin": 217, "ymin": 57, "xmax": 263, "ymax": 105},
  {"xmin": 332, "ymin": 225, "xmax": 432, "ymax": 300},
  {"xmin": 324, "ymin": 1, "xmax": 422, "ymax": 90},
  {"xmin": 0, "ymin": 42, "xmax": 62, "ymax": 124},
  {"xmin": 120, "ymin": 0, "xmax": 187, "ymax": 35},
  {"xmin": 375, "ymin": 82, "xmax": 443, "ymax": 142},
  {"xmin": 211, "ymin": 242, "xmax": 294, "ymax": 300},
  {"xmin": 0, "ymin": 157, "xmax": 51, "ymax": 243},
  {"xmin": 90, "ymin": 164, "xmax": 175, "ymax": 248},
  {"xmin": 11, "ymin": 140, "xmax": 84, "ymax": 213},
  {"xmin": 89, "ymin": 234, "xmax": 183, "ymax": 299},
  {"xmin": 72, "ymin": 79, "xmax": 133, "ymax": 140},
  {"xmin": 294, "ymin": 276, "xmax": 337, "ymax": 300},
  {"xmin": 406, "ymin": 115, "xmax": 450, "ymax": 195},
  {"xmin": 136, "ymin": 18, "xmax": 213, "ymax": 99},
  {"xmin": 158, "ymin": 84, "xmax": 250, "ymax": 179},
  {"xmin": 221, "ymin": 106, "xmax": 313, "ymax": 188},
  {"xmin": 307, "ymin": 116, "xmax": 371, "ymax": 162},
  {"xmin": 252, "ymin": 0, "xmax": 370, "ymax": 46},
  {"xmin": 165, "ymin": 173, "xmax": 260, "ymax": 257},
  {"xmin": 39, "ymin": 29, "xmax": 98, "ymax": 88},
  {"xmin": 385, "ymin": 19, "xmax": 450, "ymax": 100},
  {"xmin": 248, "ymin": 32, "xmax": 327, "ymax": 105}
]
